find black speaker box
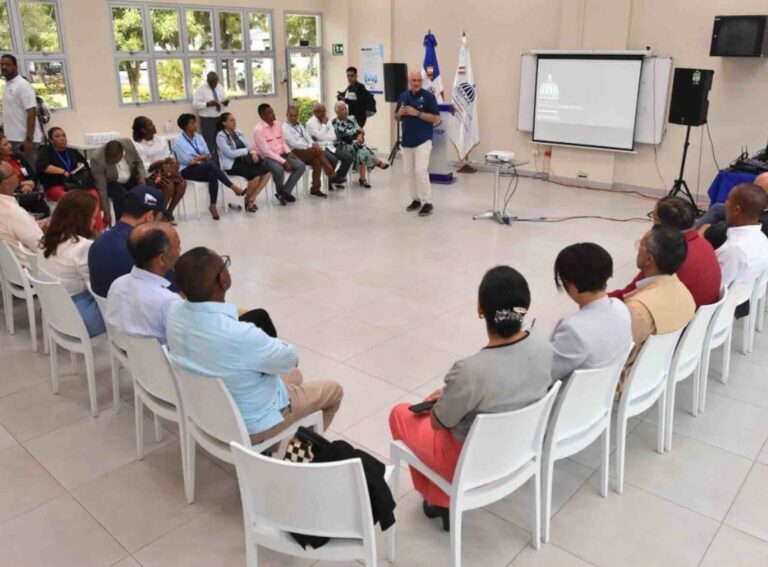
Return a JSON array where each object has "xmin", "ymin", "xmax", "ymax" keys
[
  {"xmin": 668, "ymin": 68, "xmax": 714, "ymax": 126},
  {"xmin": 383, "ymin": 63, "xmax": 408, "ymax": 103}
]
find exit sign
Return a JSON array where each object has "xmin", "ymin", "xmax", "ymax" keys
[{"xmin": 332, "ymin": 43, "xmax": 344, "ymax": 56}]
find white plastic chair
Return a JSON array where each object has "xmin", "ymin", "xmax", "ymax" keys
[
  {"xmin": 88, "ymin": 283, "xmax": 126, "ymax": 411},
  {"xmin": 735, "ymin": 276, "xmax": 759, "ymax": 356},
  {"xmin": 698, "ymin": 281, "xmax": 753, "ymax": 413},
  {"xmin": 745, "ymin": 268, "xmax": 768, "ymax": 352},
  {"xmin": 664, "ymin": 294, "xmax": 724, "ymax": 452},
  {"xmin": 168, "ymin": 358, "xmax": 324, "ymax": 504},
  {"xmin": 221, "ymin": 174, "xmax": 247, "ymax": 214},
  {"xmin": 541, "ymin": 349, "xmax": 632, "ymax": 543},
  {"xmin": 124, "ymin": 337, "xmax": 187, "ymax": 485},
  {"xmin": 0, "ymin": 241, "xmax": 40, "ymax": 352},
  {"xmin": 614, "ymin": 328, "xmax": 684, "ymax": 494},
  {"xmin": 230, "ymin": 441, "xmax": 385, "ymax": 566},
  {"xmin": 758, "ymin": 270, "xmax": 768, "ymax": 334},
  {"xmin": 184, "ymin": 180, "xmax": 208, "ymax": 220},
  {"xmin": 27, "ymin": 271, "xmax": 106, "ymax": 417},
  {"xmin": 388, "ymin": 382, "xmax": 562, "ymax": 566}
]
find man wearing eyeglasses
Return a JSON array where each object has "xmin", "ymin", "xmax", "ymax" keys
[
  {"xmin": 166, "ymin": 247, "xmax": 344, "ymax": 443},
  {"xmin": 0, "ymin": 161, "xmax": 44, "ymax": 263}
]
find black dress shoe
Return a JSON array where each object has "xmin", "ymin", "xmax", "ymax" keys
[
  {"xmin": 330, "ymin": 175, "xmax": 347, "ymax": 185},
  {"xmin": 406, "ymin": 200, "xmax": 422, "ymax": 212},
  {"xmin": 284, "ymin": 193, "xmax": 297, "ymax": 203},
  {"xmin": 418, "ymin": 203, "xmax": 434, "ymax": 217},
  {"xmin": 275, "ymin": 192, "xmax": 287, "ymax": 206},
  {"xmin": 422, "ymin": 501, "xmax": 450, "ymax": 532},
  {"xmin": 359, "ymin": 179, "xmax": 371, "ymax": 189},
  {"xmin": 310, "ymin": 190, "xmax": 328, "ymax": 198}
]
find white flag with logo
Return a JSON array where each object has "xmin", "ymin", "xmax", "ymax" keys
[{"xmin": 449, "ymin": 35, "xmax": 479, "ymax": 160}]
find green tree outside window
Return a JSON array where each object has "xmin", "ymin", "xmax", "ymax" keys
[
  {"xmin": 285, "ymin": 14, "xmax": 319, "ymax": 47},
  {"xmin": 20, "ymin": 2, "xmax": 61, "ymax": 52}
]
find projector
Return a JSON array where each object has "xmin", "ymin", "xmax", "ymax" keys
[{"xmin": 485, "ymin": 150, "xmax": 516, "ymax": 163}]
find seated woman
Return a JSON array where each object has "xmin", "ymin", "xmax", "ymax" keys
[
  {"xmin": 332, "ymin": 101, "xmax": 388, "ymax": 189},
  {"xmin": 172, "ymin": 113, "xmax": 244, "ymax": 221},
  {"xmin": 0, "ymin": 135, "xmax": 49, "ymax": 218},
  {"xmin": 215, "ymin": 112, "xmax": 271, "ymax": 213},
  {"xmin": 35, "ymin": 127, "xmax": 104, "ymax": 230},
  {"xmin": 131, "ymin": 116, "xmax": 187, "ymax": 217},
  {"xmin": 551, "ymin": 243, "xmax": 633, "ymax": 382},
  {"xmin": 38, "ymin": 190, "xmax": 106, "ymax": 337},
  {"xmin": 389, "ymin": 266, "xmax": 552, "ymax": 530}
]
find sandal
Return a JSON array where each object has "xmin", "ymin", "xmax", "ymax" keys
[{"xmin": 245, "ymin": 199, "xmax": 258, "ymax": 213}]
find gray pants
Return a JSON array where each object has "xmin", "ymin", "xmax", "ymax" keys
[
  {"xmin": 325, "ymin": 148, "xmax": 353, "ymax": 180},
  {"xmin": 198, "ymin": 116, "xmax": 219, "ymax": 156},
  {"xmin": 263, "ymin": 155, "xmax": 306, "ymax": 195},
  {"xmin": 695, "ymin": 202, "xmax": 726, "ymax": 228}
]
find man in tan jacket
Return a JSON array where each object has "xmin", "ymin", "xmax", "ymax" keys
[{"xmin": 621, "ymin": 225, "xmax": 696, "ymax": 387}]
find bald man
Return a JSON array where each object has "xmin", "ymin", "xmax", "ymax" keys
[
  {"xmin": 716, "ymin": 182, "xmax": 768, "ymax": 287},
  {"xmin": 697, "ymin": 172, "xmax": 768, "ymax": 237},
  {"xmin": 396, "ymin": 68, "xmax": 440, "ymax": 217},
  {"xmin": 105, "ymin": 222, "xmax": 182, "ymax": 344}
]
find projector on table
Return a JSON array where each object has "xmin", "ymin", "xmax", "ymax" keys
[{"xmin": 485, "ymin": 150, "xmax": 516, "ymax": 163}]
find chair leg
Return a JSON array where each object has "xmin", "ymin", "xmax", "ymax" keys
[
  {"xmin": 757, "ymin": 296, "xmax": 765, "ymax": 332},
  {"xmin": 185, "ymin": 429, "xmax": 196, "ymax": 504},
  {"xmin": 42, "ymin": 313, "xmax": 49, "ymax": 355},
  {"xmin": 721, "ymin": 330, "xmax": 733, "ymax": 384},
  {"xmin": 656, "ymin": 390, "xmax": 666, "ymax": 455},
  {"xmin": 542, "ymin": 455, "xmax": 554, "ymax": 543},
  {"xmin": 699, "ymin": 349, "xmax": 711, "ymax": 413},
  {"xmin": 532, "ymin": 472, "xmax": 541, "ymax": 550},
  {"xmin": 387, "ymin": 452, "xmax": 401, "ymax": 562},
  {"xmin": 109, "ymin": 352, "xmax": 120, "ymax": 412},
  {"xmin": 664, "ymin": 381, "xmax": 676, "ymax": 453},
  {"xmin": 449, "ymin": 506, "xmax": 463, "ymax": 567},
  {"xmin": 741, "ymin": 308, "xmax": 750, "ymax": 355},
  {"xmin": 3, "ymin": 284, "xmax": 14, "ymax": 334},
  {"xmin": 49, "ymin": 339, "xmax": 59, "ymax": 394},
  {"xmin": 84, "ymin": 348, "xmax": 98, "ymax": 417},
  {"xmin": 178, "ymin": 419, "xmax": 190, "ymax": 504},
  {"xmin": 25, "ymin": 295, "xmax": 37, "ymax": 353},
  {"xmin": 135, "ymin": 393, "xmax": 145, "ymax": 460},
  {"xmin": 601, "ymin": 426, "xmax": 610, "ymax": 497},
  {"xmin": 615, "ymin": 414, "xmax": 627, "ymax": 494},
  {"xmin": 154, "ymin": 414, "xmax": 164, "ymax": 443},
  {"xmin": 691, "ymin": 365, "xmax": 700, "ymax": 418}
]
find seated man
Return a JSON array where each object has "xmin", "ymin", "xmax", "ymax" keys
[
  {"xmin": 551, "ymin": 243, "xmax": 633, "ymax": 382},
  {"xmin": 0, "ymin": 161, "xmax": 43, "ymax": 262},
  {"xmin": 696, "ymin": 172, "xmax": 768, "ymax": 237},
  {"xmin": 622, "ymin": 226, "xmax": 696, "ymax": 385},
  {"xmin": 714, "ymin": 182, "xmax": 768, "ymax": 288},
  {"xmin": 88, "ymin": 185, "xmax": 173, "ymax": 297},
  {"xmin": 252, "ymin": 103, "xmax": 306, "ymax": 206},
  {"xmin": 166, "ymin": 247, "xmax": 343, "ymax": 444},
  {"xmin": 610, "ymin": 196, "xmax": 721, "ymax": 307},
  {"xmin": 105, "ymin": 222, "xmax": 181, "ymax": 344},
  {"xmin": 306, "ymin": 103, "xmax": 353, "ymax": 190},
  {"xmin": 281, "ymin": 105, "xmax": 336, "ymax": 199},
  {"xmin": 90, "ymin": 139, "xmax": 147, "ymax": 220}
]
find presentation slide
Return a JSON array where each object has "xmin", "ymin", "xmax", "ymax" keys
[{"xmin": 533, "ymin": 57, "xmax": 643, "ymax": 151}]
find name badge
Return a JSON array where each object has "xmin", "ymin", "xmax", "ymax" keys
[
  {"xmin": 20, "ymin": 167, "xmax": 28, "ymax": 176},
  {"xmin": 347, "ymin": 92, "xmax": 358, "ymax": 101}
]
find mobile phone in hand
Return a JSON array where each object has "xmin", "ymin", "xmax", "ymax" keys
[{"xmin": 408, "ymin": 400, "xmax": 435, "ymax": 414}]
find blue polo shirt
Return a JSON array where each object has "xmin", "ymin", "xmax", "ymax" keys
[{"xmin": 396, "ymin": 88, "xmax": 439, "ymax": 148}]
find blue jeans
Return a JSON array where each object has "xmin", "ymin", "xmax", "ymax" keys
[{"xmin": 72, "ymin": 291, "xmax": 106, "ymax": 337}]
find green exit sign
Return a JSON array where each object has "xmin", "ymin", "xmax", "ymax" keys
[{"xmin": 332, "ymin": 43, "xmax": 344, "ymax": 56}]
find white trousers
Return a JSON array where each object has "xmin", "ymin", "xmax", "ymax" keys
[{"xmin": 402, "ymin": 140, "xmax": 433, "ymax": 204}]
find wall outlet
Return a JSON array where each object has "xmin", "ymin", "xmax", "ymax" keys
[{"xmin": 577, "ymin": 171, "xmax": 589, "ymax": 179}]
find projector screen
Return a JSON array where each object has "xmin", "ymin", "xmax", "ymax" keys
[{"xmin": 533, "ymin": 55, "xmax": 644, "ymax": 151}]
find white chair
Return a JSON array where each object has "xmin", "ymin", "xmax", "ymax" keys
[
  {"xmin": 758, "ymin": 269, "xmax": 768, "ymax": 334},
  {"xmin": 388, "ymin": 383, "xmax": 562, "ymax": 566},
  {"xmin": 27, "ymin": 271, "xmax": 106, "ymax": 417},
  {"xmin": 87, "ymin": 283, "xmax": 126, "ymax": 411},
  {"xmin": 231, "ymin": 441, "xmax": 385, "ymax": 566},
  {"xmin": 183, "ymin": 180, "xmax": 208, "ymax": 220},
  {"xmin": 221, "ymin": 174, "xmax": 248, "ymax": 214},
  {"xmin": 124, "ymin": 337, "xmax": 187, "ymax": 485},
  {"xmin": 664, "ymin": 294, "xmax": 725, "ymax": 452},
  {"xmin": 541, "ymin": 350, "xmax": 631, "ymax": 543},
  {"xmin": 614, "ymin": 328, "xmax": 684, "ymax": 494},
  {"xmin": 735, "ymin": 276, "xmax": 759, "ymax": 356},
  {"xmin": 745, "ymin": 268, "xmax": 768, "ymax": 352},
  {"xmin": 698, "ymin": 280, "xmax": 753, "ymax": 413},
  {"xmin": 168, "ymin": 359, "xmax": 324, "ymax": 504},
  {"xmin": 0, "ymin": 241, "xmax": 40, "ymax": 352}
]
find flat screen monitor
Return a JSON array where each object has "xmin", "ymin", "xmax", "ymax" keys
[{"xmin": 532, "ymin": 55, "xmax": 644, "ymax": 151}]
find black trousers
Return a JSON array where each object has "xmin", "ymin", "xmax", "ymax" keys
[
  {"xmin": 181, "ymin": 162, "xmax": 232, "ymax": 205},
  {"xmin": 107, "ymin": 177, "xmax": 139, "ymax": 219},
  {"xmin": 238, "ymin": 308, "xmax": 278, "ymax": 338}
]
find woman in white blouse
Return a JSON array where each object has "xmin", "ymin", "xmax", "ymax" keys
[
  {"xmin": 39, "ymin": 190, "xmax": 105, "ymax": 337},
  {"xmin": 131, "ymin": 116, "xmax": 187, "ymax": 217}
]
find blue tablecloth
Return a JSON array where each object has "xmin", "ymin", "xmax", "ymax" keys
[{"xmin": 707, "ymin": 170, "xmax": 757, "ymax": 204}]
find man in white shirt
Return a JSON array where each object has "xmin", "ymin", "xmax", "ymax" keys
[
  {"xmin": 716, "ymin": 182, "xmax": 768, "ymax": 287},
  {"xmin": 0, "ymin": 161, "xmax": 43, "ymax": 262},
  {"xmin": 106, "ymin": 222, "xmax": 181, "ymax": 344},
  {"xmin": 192, "ymin": 72, "xmax": 229, "ymax": 155},
  {"xmin": 1, "ymin": 54, "xmax": 42, "ymax": 163},
  {"xmin": 306, "ymin": 103, "xmax": 353, "ymax": 190},
  {"xmin": 283, "ymin": 105, "xmax": 336, "ymax": 198}
]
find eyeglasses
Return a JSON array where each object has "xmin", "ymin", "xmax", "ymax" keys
[
  {"xmin": 646, "ymin": 210, "xmax": 657, "ymax": 222},
  {"xmin": 217, "ymin": 254, "xmax": 231, "ymax": 277}
]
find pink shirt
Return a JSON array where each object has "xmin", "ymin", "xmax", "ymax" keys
[{"xmin": 253, "ymin": 120, "xmax": 290, "ymax": 164}]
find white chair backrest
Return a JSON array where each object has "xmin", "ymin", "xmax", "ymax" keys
[
  {"xmin": 454, "ymin": 382, "xmax": 561, "ymax": 492},
  {"xmin": 168, "ymin": 358, "xmax": 250, "ymax": 445},
  {"xmin": 123, "ymin": 335, "xmax": 180, "ymax": 405},
  {"xmin": 550, "ymin": 348, "xmax": 632, "ymax": 444},
  {"xmin": 0, "ymin": 240, "xmax": 27, "ymax": 287},
  {"xmin": 15, "ymin": 242, "xmax": 39, "ymax": 274},
  {"xmin": 230, "ymin": 442, "xmax": 373, "ymax": 540},
  {"xmin": 87, "ymin": 283, "xmax": 126, "ymax": 350},
  {"xmin": 671, "ymin": 296, "xmax": 724, "ymax": 377},
  {"xmin": 26, "ymin": 271, "xmax": 87, "ymax": 338},
  {"xmin": 752, "ymin": 268, "xmax": 768, "ymax": 303},
  {"xmin": 710, "ymin": 281, "xmax": 751, "ymax": 336},
  {"xmin": 625, "ymin": 328, "xmax": 684, "ymax": 400}
]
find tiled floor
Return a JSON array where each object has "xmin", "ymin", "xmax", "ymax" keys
[{"xmin": 2, "ymin": 165, "xmax": 768, "ymax": 567}]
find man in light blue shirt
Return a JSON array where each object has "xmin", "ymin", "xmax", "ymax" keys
[
  {"xmin": 166, "ymin": 247, "xmax": 343, "ymax": 441},
  {"xmin": 106, "ymin": 222, "xmax": 182, "ymax": 344}
]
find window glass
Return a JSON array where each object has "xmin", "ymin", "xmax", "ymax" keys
[
  {"xmin": 218, "ymin": 11, "xmax": 243, "ymax": 51},
  {"xmin": 186, "ymin": 9, "xmax": 213, "ymax": 51},
  {"xmin": 19, "ymin": 1, "xmax": 61, "ymax": 52},
  {"xmin": 189, "ymin": 57, "xmax": 216, "ymax": 91},
  {"xmin": 118, "ymin": 59, "xmax": 151, "ymax": 104},
  {"xmin": 151, "ymin": 8, "xmax": 180, "ymax": 52},
  {"xmin": 251, "ymin": 57, "xmax": 274, "ymax": 95},
  {"xmin": 156, "ymin": 58, "xmax": 185, "ymax": 101},
  {"xmin": 0, "ymin": 1, "xmax": 12, "ymax": 51},
  {"xmin": 112, "ymin": 6, "xmax": 145, "ymax": 53},
  {"xmin": 285, "ymin": 14, "xmax": 320, "ymax": 47},
  {"xmin": 27, "ymin": 59, "xmax": 68, "ymax": 108},
  {"xmin": 248, "ymin": 12, "xmax": 271, "ymax": 51},
  {"xmin": 220, "ymin": 57, "xmax": 246, "ymax": 97}
]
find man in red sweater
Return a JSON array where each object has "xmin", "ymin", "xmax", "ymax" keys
[{"xmin": 609, "ymin": 196, "xmax": 721, "ymax": 307}]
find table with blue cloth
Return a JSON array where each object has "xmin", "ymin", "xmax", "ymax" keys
[{"xmin": 707, "ymin": 170, "xmax": 757, "ymax": 204}]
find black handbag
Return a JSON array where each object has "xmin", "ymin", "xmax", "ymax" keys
[
  {"xmin": 63, "ymin": 168, "xmax": 95, "ymax": 191},
  {"xmin": 282, "ymin": 426, "xmax": 329, "ymax": 463}
]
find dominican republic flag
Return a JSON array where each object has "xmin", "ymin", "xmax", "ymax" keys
[
  {"xmin": 422, "ymin": 32, "xmax": 444, "ymax": 103},
  {"xmin": 449, "ymin": 34, "xmax": 479, "ymax": 160}
]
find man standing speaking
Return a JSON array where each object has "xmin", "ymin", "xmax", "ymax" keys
[{"xmin": 396, "ymin": 69, "xmax": 440, "ymax": 217}]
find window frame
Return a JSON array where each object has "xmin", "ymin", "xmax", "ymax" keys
[
  {"xmin": 1, "ymin": 0, "xmax": 73, "ymax": 110},
  {"xmin": 283, "ymin": 11, "xmax": 323, "ymax": 105},
  {"xmin": 109, "ymin": 2, "xmax": 277, "ymax": 107}
]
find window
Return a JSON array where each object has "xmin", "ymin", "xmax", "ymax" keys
[
  {"xmin": 109, "ymin": 3, "xmax": 276, "ymax": 105},
  {"xmin": 285, "ymin": 13, "xmax": 322, "ymax": 106},
  {"xmin": 285, "ymin": 13, "xmax": 320, "ymax": 47},
  {"xmin": 0, "ymin": 1, "xmax": 71, "ymax": 109}
]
